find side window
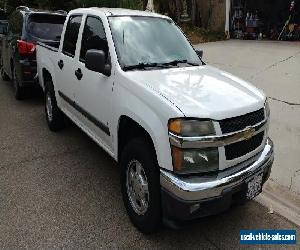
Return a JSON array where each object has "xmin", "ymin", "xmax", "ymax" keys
[
  {"xmin": 62, "ymin": 15, "xmax": 82, "ymax": 57},
  {"xmin": 9, "ymin": 12, "xmax": 23, "ymax": 35},
  {"xmin": 80, "ymin": 16, "xmax": 108, "ymax": 62}
]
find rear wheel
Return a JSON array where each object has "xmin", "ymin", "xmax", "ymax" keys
[
  {"xmin": 12, "ymin": 66, "xmax": 24, "ymax": 100},
  {"xmin": 44, "ymin": 80, "xmax": 65, "ymax": 132},
  {"xmin": 120, "ymin": 137, "xmax": 161, "ymax": 234},
  {"xmin": 1, "ymin": 67, "xmax": 9, "ymax": 81}
]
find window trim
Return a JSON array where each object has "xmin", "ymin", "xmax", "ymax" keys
[
  {"xmin": 62, "ymin": 14, "xmax": 83, "ymax": 58},
  {"xmin": 79, "ymin": 14, "xmax": 108, "ymax": 63}
]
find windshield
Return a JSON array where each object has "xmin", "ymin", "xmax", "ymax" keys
[{"xmin": 108, "ymin": 16, "xmax": 202, "ymax": 70}]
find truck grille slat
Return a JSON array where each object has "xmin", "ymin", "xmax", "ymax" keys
[
  {"xmin": 219, "ymin": 108, "xmax": 265, "ymax": 134},
  {"xmin": 225, "ymin": 132, "xmax": 264, "ymax": 160}
]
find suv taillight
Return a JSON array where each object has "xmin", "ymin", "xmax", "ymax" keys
[{"xmin": 17, "ymin": 40, "xmax": 36, "ymax": 56}]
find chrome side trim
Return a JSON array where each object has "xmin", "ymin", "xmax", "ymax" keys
[
  {"xmin": 169, "ymin": 119, "xmax": 268, "ymax": 149},
  {"xmin": 160, "ymin": 138, "xmax": 274, "ymax": 201}
]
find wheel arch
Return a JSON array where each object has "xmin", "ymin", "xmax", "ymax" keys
[
  {"xmin": 117, "ymin": 115, "xmax": 157, "ymax": 163},
  {"xmin": 115, "ymin": 108, "xmax": 173, "ymax": 172},
  {"xmin": 42, "ymin": 68, "xmax": 53, "ymax": 90}
]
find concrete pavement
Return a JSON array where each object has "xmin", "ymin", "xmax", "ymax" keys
[
  {"xmin": 0, "ymin": 40, "xmax": 299, "ymax": 248},
  {"xmin": 196, "ymin": 40, "xmax": 300, "ymax": 195}
]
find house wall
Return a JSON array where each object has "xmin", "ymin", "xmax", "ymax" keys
[
  {"xmin": 196, "ymin": 0, "xmax": 226, "ymax": 31},
  {"xmin": 154, "ymin": 0, "xmax": 226, "ymax": 31}
]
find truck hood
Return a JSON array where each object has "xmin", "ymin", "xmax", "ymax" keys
[{"xmin": 126, "ymin": 65, "xmax": 265, "ymax": 120}]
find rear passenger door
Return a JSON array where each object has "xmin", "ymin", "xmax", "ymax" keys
[
  {"xmin": 74, "ymin": 15, "xmax": 113, "ymax": 151},
  {"xmin": 56, "ymin": 15, "xmax": 82, "ymax": 115}
]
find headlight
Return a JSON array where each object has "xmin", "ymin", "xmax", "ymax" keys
[
  {"xmin": 171, "ymin": 146, "xmax": 219, "ymax": 174},
  {"xmin": 168, "ymin": 119, "xmax": 215, "ymax": 137},
  {"xmin": 168, "ymin": 119, "xmax": 218, "ymax": 174},
  {"xmin": 265, "ymin": 99, "xmax": 270, "ymax": 118}
]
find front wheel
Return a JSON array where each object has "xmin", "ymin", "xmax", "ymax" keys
[
  {"xmin": 120, "ymin": 137, "xmax": 161, "ymax": 234},
  {"xmin": 13, "ymin": 67, "xmax": 24, "ymax": 100},
  {"xmin": 1, "ymin": 67, "xmax": 10, "ymax": 81}
]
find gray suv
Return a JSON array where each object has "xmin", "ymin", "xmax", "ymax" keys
[{"xmin": 1, "ymin": 6, "xmax": 66, "ymax": 100}]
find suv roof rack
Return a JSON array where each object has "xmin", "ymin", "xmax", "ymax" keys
[
  {"xmin": 56, "ymin": 10, "xmax": 67, "ymax": 15},
  {"xmin": 16, "ymin": 6, "xmax": 30, "ymax": 11}
]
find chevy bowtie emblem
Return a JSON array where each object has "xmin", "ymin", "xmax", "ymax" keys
[{"xmin": 243, "ymin": 127, "xmax": 256, "ymax": 140}]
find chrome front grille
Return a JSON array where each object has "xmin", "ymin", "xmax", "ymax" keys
[
  {"xmin": 219, "ymin": 108, "xmax": 266, "ymax": 160},
  {"xmin": 219, "ymin": 108, "xmax": 265, "ymax": 134}
]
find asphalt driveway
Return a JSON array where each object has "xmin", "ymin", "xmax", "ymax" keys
[{"xmin": 0, "ymin": 40, "xmax": 299, "ymax": 249}]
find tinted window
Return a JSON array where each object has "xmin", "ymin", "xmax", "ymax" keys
[
  {"xmin": 62, "ymin": 15, "xmax": 82, "ymax": 57},
  {"xmin": 80, "ymin": 16, "xmax": 108, "ymax": 61},
  {"xmin": 9, "ymin": 12, "xmax": 23, "ymax": 35},
  {"xmin": 27, "ymin": 14, "xmax": 66, "ymax": 41}
]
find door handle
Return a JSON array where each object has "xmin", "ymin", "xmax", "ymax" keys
[
  {"xmin": 58, "ymin": 60, "xmax": 64, "ymax": 69},
  {"xmin": 75, "ymin": 68, "xmax": 83, "ymax": 80}
]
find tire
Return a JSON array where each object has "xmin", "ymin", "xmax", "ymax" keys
[
  {"xmin": 120, "ymin": 137, "xmax": 161, "ymax": 234},
  {"xmin": 12, "ymin": 66, "xmax": 24, "ymax": 100},
  {"xmin": 1, "ymin": 67, "xmax": 10, "ymax": 81},
  {"xmin": 44, "ymin": 80, "xmax": 65, "ymax": 132}
]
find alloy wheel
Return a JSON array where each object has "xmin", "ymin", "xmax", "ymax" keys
[
  {"xmin": 46, "ymin": 92, "xmax": 53, "ymax": 122},
  {"xmin": 126, "ymin": 159, "xmax": 150, "ymax": 215}
]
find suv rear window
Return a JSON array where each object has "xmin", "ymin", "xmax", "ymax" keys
[{"xmin": 27, "ymin": 14, "xmax": 66, "ymax": 41}]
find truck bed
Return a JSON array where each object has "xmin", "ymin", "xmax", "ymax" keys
[{"xmin": 36, "ymin": 41, "xmax": 60, "ymax": 90}]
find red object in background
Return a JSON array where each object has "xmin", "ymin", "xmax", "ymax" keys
[{"xmin": 17, "ymin": 40, "xmax": 36, "ymax": 56}]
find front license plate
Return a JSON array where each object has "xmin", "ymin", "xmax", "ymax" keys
[{"xmin": 246, "ymin": 173, "xmax": 263, "ymax": 200}]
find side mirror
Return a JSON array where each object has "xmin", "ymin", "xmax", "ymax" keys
[
  {"xmin": 195, "ymin": 49, "xmax": 203, "ymax": 59},
  {"xmin": 85, "ymin": 49, "xmax": 111, "ymax": 76}
]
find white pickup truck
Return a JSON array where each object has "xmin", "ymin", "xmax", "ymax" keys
[{"xmin": 37, "ymin": 8, "xmax": 274, "ymax": 233}]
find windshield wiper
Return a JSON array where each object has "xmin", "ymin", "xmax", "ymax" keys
[
  {"xmin": 123, "ymin": 62, "xmax": 160, "ymax": 71},
  {"xmin": 123, "ymin": 60, "xmax": 200, "ymax": 71},
  {"xmin": 161, "ymin": 59, "xmax": 200, "ymax": 66}
]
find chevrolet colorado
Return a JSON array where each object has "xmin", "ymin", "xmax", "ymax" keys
[{"xmin": 37, "ymin": 8, "xmax": 274, "ymax": 234}]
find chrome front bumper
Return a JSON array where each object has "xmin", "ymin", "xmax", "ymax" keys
[{"xmin": 160, "ymin": 138, "xmax": 274, "ymax": 201}]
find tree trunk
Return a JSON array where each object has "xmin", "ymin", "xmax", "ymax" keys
[
  {"xmin": 191, "ymin": 0, "xmax": 196, "ymax": 25},
  {"xmin": 143, "ymin": 0, "xmax": 147, "ymax": 10},
  {"xmin": 175, "ymin": 0, "xmax": 181, "ymax": 22}
]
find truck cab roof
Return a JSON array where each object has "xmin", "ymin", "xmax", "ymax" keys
[{"xmin": 69, "ymin": 7, "xmax": 170, "ymax": 20}]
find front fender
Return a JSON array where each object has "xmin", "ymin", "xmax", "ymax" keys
[{"xmin": 112, "ymin": 75, "xmax": 183, "ymax": 171}]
